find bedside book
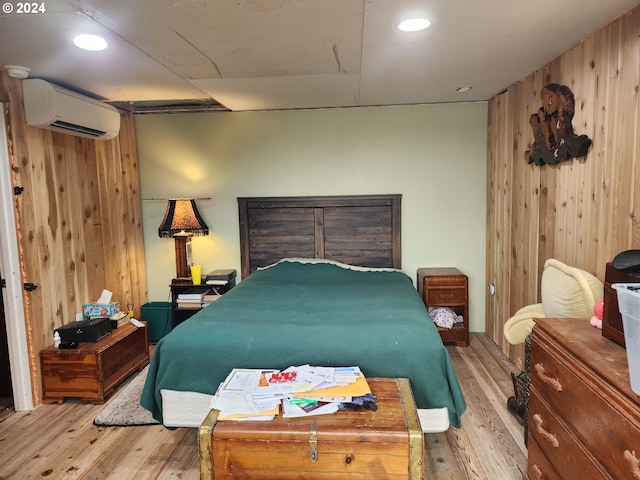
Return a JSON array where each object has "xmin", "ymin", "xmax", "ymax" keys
[
  {"xmin": 177, "ymin": 289, "xmax": 206, "ymax": 301},
  {"xmin": 177, "ymin": 298, "xmax": 203, "ymax": 309}
]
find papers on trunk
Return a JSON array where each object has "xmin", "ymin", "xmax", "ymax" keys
[{"xmin": 210, "ymin": 365, "xmax": 372, "ymax": 420}]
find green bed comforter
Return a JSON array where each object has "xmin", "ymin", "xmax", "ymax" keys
[{"xmin": 141, "ymin": 260, "xmax": 466, "ymax": 427}]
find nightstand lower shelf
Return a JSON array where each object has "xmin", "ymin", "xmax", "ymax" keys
[{"xmin": 437, "ymin": 324, "xmax": 468, "ymax": 345}]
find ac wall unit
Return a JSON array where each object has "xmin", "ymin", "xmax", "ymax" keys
[{"xmin": 22, "ymin": 79, "xmax": 120, "ymax": 140}]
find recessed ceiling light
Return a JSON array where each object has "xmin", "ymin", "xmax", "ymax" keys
[
  {"xmin": 457, "ymin": 86, "xmax": 472, "ymax": 92},
  {"xmin": 398, "ymin": 18, "xmax": 431, "ymax": 32},
  {"xmin": 73, "ymin": 34, "xmax": 107, "ymax": 51}
]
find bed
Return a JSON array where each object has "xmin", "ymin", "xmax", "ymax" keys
[{"xmin": 140, "ymin": 195, "xmax": 466, "ymax": 429}]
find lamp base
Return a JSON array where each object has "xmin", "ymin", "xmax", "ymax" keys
[{"xmin": 174, "ymin": 235, "xmax": 192, "ymax": 279}]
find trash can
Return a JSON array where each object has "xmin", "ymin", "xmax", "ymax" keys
[{"xmin": 141, "ymin": 302, "xmax": 173, "ymax": 342}]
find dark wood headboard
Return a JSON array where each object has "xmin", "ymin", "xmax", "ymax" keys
[{"xmin": 238, "ymin": 195, "xmax": 401, "ymax": 278}]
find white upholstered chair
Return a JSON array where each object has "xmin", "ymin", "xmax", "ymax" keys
[
  {"xmin": 503, "ymin": 258, "xmax": 604, "ymax": 433},
  {"xmin": 504, "ymin": 258, "xmax": 604, "ymax": 345}
]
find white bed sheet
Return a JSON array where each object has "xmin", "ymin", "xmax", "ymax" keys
[{"xmin": 160, "ymin": 389, "xmax": 214, "ymax": 428}]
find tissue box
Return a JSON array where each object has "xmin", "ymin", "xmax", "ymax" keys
[{"xmin": 82, "ymin": 302, "xmax": 120, "ymax": 318}]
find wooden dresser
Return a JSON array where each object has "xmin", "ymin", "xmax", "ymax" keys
[{"xmin": 527, "ymin": 318, "xmax": 640, "ymax": 479}]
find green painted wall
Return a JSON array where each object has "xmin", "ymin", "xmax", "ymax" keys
[{"xmin": 135, "ymin": 102, "xmax": 488, "ymax": 331}]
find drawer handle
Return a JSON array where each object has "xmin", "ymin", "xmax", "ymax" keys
[
  {"xmin": 534, "ymin": 363, "xmax": 563, "ymax": 392},
  {"xmin": 624, "ymin": 450, "xmax": 640, "ymax": 477},
  {"xmin": 531, "ymin": 464, "xmax": 543, "ymax": 480},
  {"xmin": 532, "ymin": 414, "xmax": 559, "ymax": 448},
  {"xmin": 438, "ymin": 294, "xmax": 455, "ymax": 299}
]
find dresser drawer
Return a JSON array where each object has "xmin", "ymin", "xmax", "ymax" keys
[
  {"xmin": 527, "ymin": 436, "xmax": 562, "ymax": 480},
  {"xmin": 531, "ymin": 336, "xmax": 640, "ymax": 480},
  {"xmin": 528, "ymin": 389, "xmax": 611, "ymax": 479},
  {"xmin": 425, "ymin": 287, "xmax": 466, "ymax": 305}
]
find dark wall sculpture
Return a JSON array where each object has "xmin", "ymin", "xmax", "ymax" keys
[{"xmin": 525, "ymin": 83, "xmax": 592, "ymax": 166}]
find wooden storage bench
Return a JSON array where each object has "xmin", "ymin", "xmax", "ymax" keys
[
  {"xmin": 198, "ymin": 377, "xmax": 424, "ymax": 480},
  {"xmin": 40, "ymin": 322, "xmax": 149, "ymax": 404}
]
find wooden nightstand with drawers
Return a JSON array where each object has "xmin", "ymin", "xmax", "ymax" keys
[{"xmin": 417, "ymin": 267, "xmax": 469, "ymax": 347}]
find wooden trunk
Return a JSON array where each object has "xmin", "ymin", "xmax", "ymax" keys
[
  {"xmin": 198, "ymin": 377, "xmax": 423, "ymax": 480},
  {"xmin": 40, "ymin": 322, "xmax": 149, "ymax": 404}
]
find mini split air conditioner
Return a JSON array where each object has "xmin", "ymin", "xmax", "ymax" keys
[{"xmin": 22, "ymin": 79, "xmax": 120, "ymax": 140}]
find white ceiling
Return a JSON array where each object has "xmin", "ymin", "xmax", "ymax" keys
[{"xmin": 0, "ymin": 0, "xmax": 638, "ymax": 112}]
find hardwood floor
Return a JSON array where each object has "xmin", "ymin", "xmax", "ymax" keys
[
  {"xmin": 426, "ymin": 334, "xmax": 528, "ymax": 479},
  {"xmin": 0, "ymin": 333, "xmax": 527, "ymax": 479}
]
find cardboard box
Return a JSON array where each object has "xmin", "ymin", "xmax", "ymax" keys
[{"xmin": 82, "ymin": 302, "xmax": 120, "ymax": 318}]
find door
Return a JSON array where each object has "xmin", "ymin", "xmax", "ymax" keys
[
  {"xmin": 0, "ymin": 271, "xmax": 12, "ymax": 404},
  {"xmin": 0, "ymin": 101, "xmax": 32, "ymax": 410}
]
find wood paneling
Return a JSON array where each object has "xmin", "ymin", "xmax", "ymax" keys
[
  {"xmin": 0, "ymin": 70, "xmax": 147, "ymax": 405},
  {"xmin": 486, "ymin": 6, "xmax": 640, "ymax": 367}
]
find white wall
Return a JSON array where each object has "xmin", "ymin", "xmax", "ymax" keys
[{"xmin": 135, "ymin": 102, "xmax": 488, "ymax": 331}]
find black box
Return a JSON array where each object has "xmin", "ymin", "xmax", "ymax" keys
[
  {"xmin": 603, "ymin": 262, "xmax": 640, "ymax": 348},
  {"xmin": 205, "ymin": 269, "xmax": 237, "ymax": 291},
  {"xmin": 205, "ymin": 269, "xmax": 236, "ymax": 282},
  {"xmin": 55, "ymin": 317, "xmax": 112, "ymax": 343}
]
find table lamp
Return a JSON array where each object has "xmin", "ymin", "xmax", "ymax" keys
[{"xmin": 158, "ymin": 198, "xmax": 209, "ymax": 278}]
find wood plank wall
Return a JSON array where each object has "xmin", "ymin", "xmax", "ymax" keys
[
  {"xmin": 486, "ymin": 6, "xmax": 640, "ymax": 368},
  {"xmin": 0, "ymin": 70, "xmax": 147, "ymax": 405}
]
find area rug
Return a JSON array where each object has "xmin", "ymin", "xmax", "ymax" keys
[{"xmin": 93, "ymin": 365, "xmax": 160, "ymax": 426}]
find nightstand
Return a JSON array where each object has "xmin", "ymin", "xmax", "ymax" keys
[
  {"xmin": 417, "ymin": 267, "xmax": 469, "ymax": 347},
  {"xmin": 170, "ymin": 270, "xmax": 236, "ymax": 326}
]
